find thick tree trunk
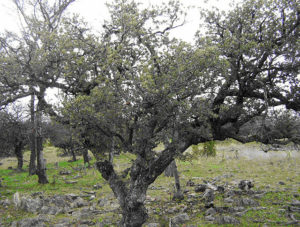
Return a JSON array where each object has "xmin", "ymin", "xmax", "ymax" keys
[
  {"xmin": 15, "ymin": 141, "xmax": 23, "ymax": 171},
  {"xmin": 95, "ymin": 141, "xmax": 190, "ymax": 226},
  {"xmin": 29, "ymin": 92, "xmax": 36, "ymax": 175},
  {"xmin": 96, "ymin": 160, "xmax": 148, "ymax": 226},
  {"xmin": 36, "ymin": 101, "xmax": 48, "ymax": 184},
  {"xmin": 82, "ymin": 149, "xmax": 90, "ymax": 166},
  {"xmin": 120, "ymin": 198, "xmax": 148, "ymax": 227}
]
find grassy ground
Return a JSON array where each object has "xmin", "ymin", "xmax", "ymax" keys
[{"xmin": 0, "ymin": 141, "xmax": 299, "ymax": 226}]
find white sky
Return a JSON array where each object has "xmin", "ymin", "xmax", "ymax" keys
[
  {"xmin": 0, "ymin": 0, "xmax": 239, "ymax": 107},
  {"xmin": 0, "ymin": 0, "xmax": 239, "ymax": 43}
]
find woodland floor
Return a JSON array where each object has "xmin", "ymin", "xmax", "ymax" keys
[{"xmin": 0, "ymin": 140, "xmax": 299, "ymax": 226}]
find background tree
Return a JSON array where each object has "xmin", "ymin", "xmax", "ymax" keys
[
  {"xmin": 0, "ymin": 0, "xmax": 83, "ymax": 183},
  {"xmin": 45, "ymin": 121, "xmax": 84, "ymax": 162},
  {"xmin": 197, "ymin": 0, "xmax": 299, "ymax": 143},
  {"xmin": 0, "ymin": 106, "xmax": 29, "ymax": 171}
]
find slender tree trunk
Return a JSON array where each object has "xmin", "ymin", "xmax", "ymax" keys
[
  {"xmin": 164, "ymin": 160, "xmax": 174, "ymax": 177},
  {"xmin": 109, "ymin": 136, "xmax": 114, "ymax": 164},
  {"xmin": 71, "ymin": 149, "xmax": 77, "ymax": 162},
  {"xmin": 15, "ymin": 141, "xmax": 23, "ymax": 171},
  {"xmin": 29, "ymin": 92, "xmax": 36, "ymax": 175},
  {"xmin": 36, "ymin": 100, "xmax": 48, "ymax": 184},
  {"xmin": 164, "ymin": 160, "xmax": 184, "ymax": 200},
  {"xmin": 172, "ymin": 160, "xmax": 184, "ymax": 200},
  {"xmin": 82, "ymin": 149, "xmax": 90, "ymax": 166}
]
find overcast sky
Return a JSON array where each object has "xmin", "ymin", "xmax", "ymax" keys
[
  {"xmin": 0, "ymin": 0, "xmax": 239, "ymax": 106},
  {"xmin": 0, "ymin": 0, "xmax": 240, "ymax": 43}
]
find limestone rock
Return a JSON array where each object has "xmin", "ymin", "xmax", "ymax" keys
[
  {"xmin": 216, "ymin": 215, "xmax": 240, "ymax": 225},
  {"xmin": 235, "ymin": 198, "xmax": 259, "ymax": 207},
  {"xmin": 169, "ymin": 213, "xmax": 190, "ymax": 226},
  {"xmin": 205, "ymin": 207, "xmax": 216, "ymax": 216},
  {"xmin": 13, "ymin": 192, "xmax": 21, "ymax": 208},
  {"xmin": 203, "ymin": 189, "xmax": 215, "ymax": 204}
]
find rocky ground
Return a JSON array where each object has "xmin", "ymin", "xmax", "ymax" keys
[{"xmin": 0, "ymin": 142, "xmax": 299, "ymax": 226}]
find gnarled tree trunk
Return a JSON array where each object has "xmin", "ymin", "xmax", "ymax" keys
[
  {"xmin": 96, "ymin": 160, "xmax": 148, "ymax": 226},
  {"xmin": 95, "ymin": 140, "xmax": 190, "ymax": 226}
]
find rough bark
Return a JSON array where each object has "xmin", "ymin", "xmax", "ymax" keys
[
  {"xmin": 96, "ymin": 160, "xmax": 148, "ymax": 226},
  {"xmin": 94, "ymin": 140, "xmax": 190, "ymax": 226},
  {"xmin": 29, "ymin": 93, "xmax": 36, "ymax": 175},
  {"xmin": 70, "ymin": 149, "xmax": 77, "ymax": 162},
  {"xmin": 15, "ymin": 141, "xmax": 23, "ymax": 171},
  {"xmin": 35, "ymin": 102, "xmax": 48, "ymax": 184},
  {"xmin": 82, "ymin": 149, "xmax": 90, "ymax": 166},
  {"xmin": 164, "ymin": 160, "xmax": 184, "ymax": 200},
  {"xmin": 164, "ymin": 160, "xmax": 175, "ymax": 177},
  {"xmin": 172, "ymin": 160, "xmax": 184, "ymax": 200}
]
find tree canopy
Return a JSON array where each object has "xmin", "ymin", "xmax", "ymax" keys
[{"xmin": 0, "ymin": 0, "xmax": 299, "ymax": 225}]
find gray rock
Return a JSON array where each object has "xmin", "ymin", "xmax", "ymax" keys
[
  {"xmin": 145, "ymin": 223, "xmax": 160, "ymax": 227},
  {"xmin": 216, "ymin": 215, "xmax": 240, "ymax": 225},
  {"xmin": 66, "ymin": 194, "xmax": 79, "ymax": 201},
  {"xmin": 238, "ymin": 180, "xmax": 254, "ymax": 191},
  {"xmin": 40, "ymin": 205, "xmax": 62, "ymax": 215},
  {"xmin": 217, "ymin": 186, "xmax": 225, "ymax": 193},
  {"xmin": 0, "ymin": 198, "xmax": 11, "ymax": 207},
  {"xmin": 278, "ymin": 181, "xmax": 285, "ymax": 185},
  {"xmin": 291, "ymin": 200, "xmax": 300, "ymax": 207},
  {"xmin": 253, "ymin": 193, "xmax": 265, "ymax": 199},
  {"xmin": 72, "ymin": 207, "xmax": 95, "ymax": 219},
  {"xmin": 224, "ymin": 197, "xmax": 234, "ymax": 203},
  {"xmin": 21, "ymin": 197, "xmax": 43, "ymax": 213},
  {"xmin": 195, "ymin": 184, "xmax": 207, "ymax": 193},
  {"xmin": 236, "ymin": 198, "xmax": 259, "ymax": 207},
  {"xmin": 11, "ymin": 216, "xmax": 49, "ymax": 227},
  {"xmin": 79, "ymin": 220, "xmax": 95, "ymax": 226},
  {"xmin": 93, "ymin": 184, "xmax": 102, "ymax": 190},
  {"xmin": 205, "ymin": 215, "xmax": 215, "ymax": 222},
  {"xmin": 169, "ymin": 213, "xmax": 190, "ymax": 226},
  {"xmin": 71, "ymin": 197, "xmax": 88, "ymax": 208},
  {"xmin": 203, "ymin": 189, "xmax": 215, "ymax": 203},
  {"xmin": 13, "ymin": 192, "xmax": 21, "ymax": 208},
  {"xmin": 31, "ymin": 192, "xmax": 44, "ymax": 198},
  {"xmin": 59, "ymin": 170, "xmax": 72, "ymax": 175},
  {"xmin": 205, "ymin": 207, "xmax": 216, "ymax": 216},
  {"xmin": 51, "ymin": 195, "xmax": 68, "ymax": 207},
  {"xmin": 98, "ymin": 198, "xmax": 108, "ymax": 207},
  {"xmin": 56, "ymin": 218, "xmax": 71, "ymax": 225},
  {"xmin": 225, "ymin": 190, "xmax": 235, "ymax": 198},
  {"xmin": 186, "ymin": 179, "xmax": 195, "ymax": 187},
  {"xmin": 54, "ymin": 224, "xmax": 67, "ymax": 227}
]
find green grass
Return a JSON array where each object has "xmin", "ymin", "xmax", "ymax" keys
[{"xmin": 0, "ymin": 143, "xmax": 299, "ymax": 226}]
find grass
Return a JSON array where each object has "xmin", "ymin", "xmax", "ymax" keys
[{"xmin": 0, "ymin": 142, "xmax": 299, "ymax": 226}]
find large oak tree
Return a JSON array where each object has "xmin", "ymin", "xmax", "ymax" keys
[{"xmin": 62, "ymin": 0, "xmax": 299, "ymax": 225}]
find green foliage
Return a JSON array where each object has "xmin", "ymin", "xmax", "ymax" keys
[
  {"xmin": 202, "ymin": 141, "xmax": 217, "ymax": 157},
  {"xmin": 191, "ymin": 141, "xmax": 216, "ymax": 158}
]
